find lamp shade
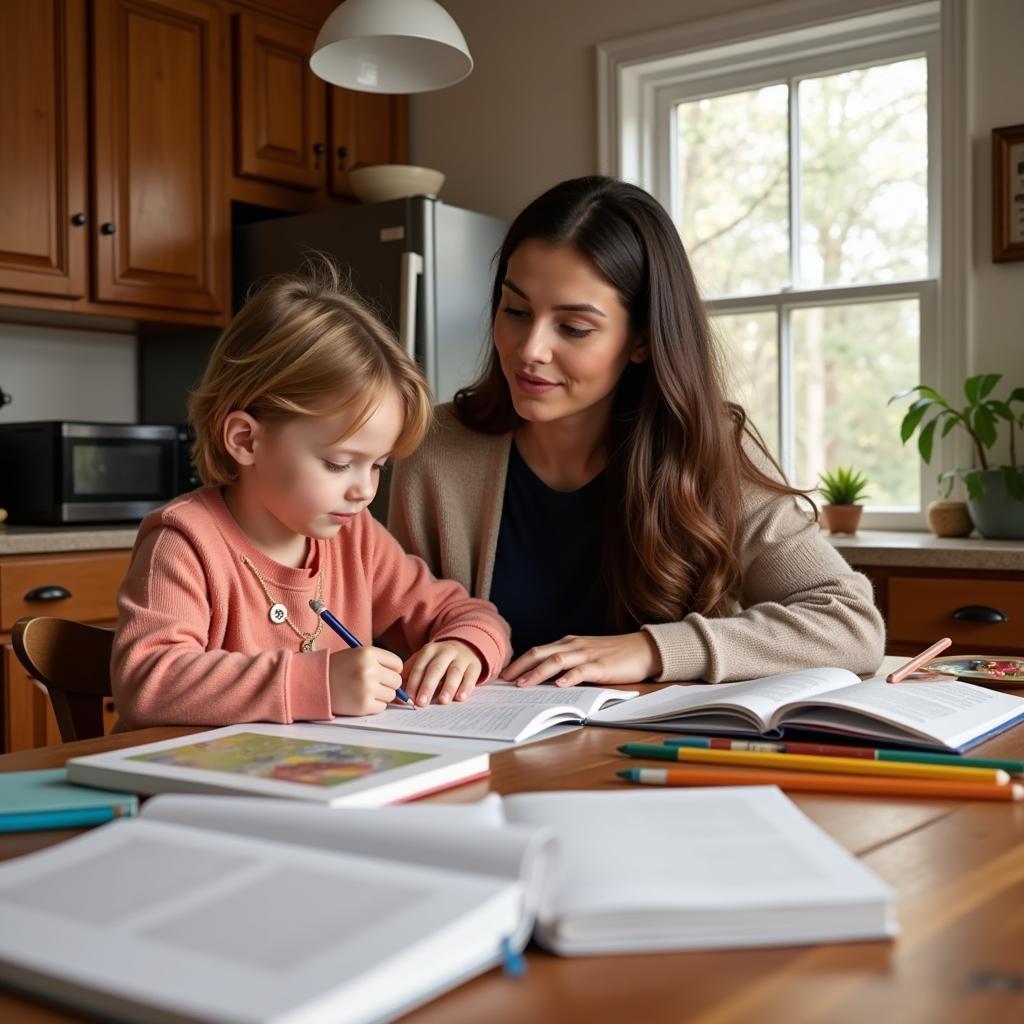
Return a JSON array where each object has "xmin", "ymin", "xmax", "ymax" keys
[{"xmin": 310, "ymin": 0, "xmax": 473, "ymax": 94}]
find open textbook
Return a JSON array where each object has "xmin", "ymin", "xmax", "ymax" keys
[
  {"xmin": 66, "ymin": 724, "xmax": 489, "ymax": 806},
  {"xmin": 587, "ymin": 667, "xmax": 1024, "ymax": 752},
  {"xmin": 0, "ymin": 787, "xmax": 894, "ymax": 1023},
  {"xmin": 336, "ymin": 682, "xmax": 638, "ymax": 743}
]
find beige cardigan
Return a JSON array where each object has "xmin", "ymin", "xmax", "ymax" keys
[{"xmin": 388, "ymin": 405, "xmax": 886, "ymax": 683}]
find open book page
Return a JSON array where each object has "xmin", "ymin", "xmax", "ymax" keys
[
  {"xmin": 589, "ymin": 668, "xmax": 858, "ymax": 733},
  {"xmin": 0, "ymin": 816, "xmax": 526, "ymax": 1024},
  {"xmin": 502, "ymin": 788, "xmax": 895, "ymax": 955},
  {"xmin": 141, "ymin": 793, "xmax": 559, "ymax": 943},
  {"xmin": 333, "ymin": 683, "xmax": 638, "ymax": 742},
  {"xmin": 778, "ymin": 678, "xmax": 1024, "ymax": 748}
]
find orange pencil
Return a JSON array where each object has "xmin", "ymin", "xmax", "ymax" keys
[{"xmin": 617, "ymin": 767, "xmax": 1024, "ymax": 802}]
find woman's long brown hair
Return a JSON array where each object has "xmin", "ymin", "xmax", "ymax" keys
[{"xmin": 456, "ymin": 176, "xmax": 814, "ymax": 630}]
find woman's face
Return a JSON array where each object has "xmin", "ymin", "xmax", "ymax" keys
[{"xmin": 493, "ymin": 240, "xmax": 643, "ymax": 426}]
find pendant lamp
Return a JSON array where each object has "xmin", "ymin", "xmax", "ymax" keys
[{"xmin": 310, "ymin": 0, "xmax": 473, "ymax": 94}]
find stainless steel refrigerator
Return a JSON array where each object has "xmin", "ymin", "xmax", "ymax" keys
[{"xmin": 233, "ymin": 196, "xmax": 508, "ymax": 404}]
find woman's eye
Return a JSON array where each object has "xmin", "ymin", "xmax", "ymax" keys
[
  {"xmin": 501, "ymin": 306, "xmax": 530, "ymax": 319},
  {"xmin": 561, "ymin": 325, "xmax": 595, "ymax": 339},
  {"xmin": 372, "ymin": 463, "xmax": 387, "ymax": 473},
  {"xmin": 322, "ymin": 460, "xmax": 350, "ymax": 473}
]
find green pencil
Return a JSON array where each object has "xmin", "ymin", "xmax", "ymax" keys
[{"xmin": 657, "ymin": 735, "xmax": 1024, "ymax": 774}]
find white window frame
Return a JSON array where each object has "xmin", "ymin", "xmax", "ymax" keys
[{"xmin": 597, "ymin": 0, "xmax": 969, "ymax": 530}]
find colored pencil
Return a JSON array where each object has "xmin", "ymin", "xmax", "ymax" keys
[
  {"xmin": 886, "ymin": 636, "xmax": 953, "ymax": 683},
  {"xmin": 309, "ymin": 598, "xmax": 414, "ymax": 707},
  {"xmin": 616, "ymin": 743, "xmax": 1009, "ymax": 784},
  {"xmin": 660, "ymin": 735, "xmax": 1024, "ymax": 775},
  {"xmin": 616, "ymin": 767, "xmax": 1024, "ymax": 802}
]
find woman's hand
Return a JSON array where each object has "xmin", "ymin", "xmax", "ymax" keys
[
  {"xmin": 507, "ymin": 632, "xmax": 662, "ymax": 687},
  {"xmin": 403, "ymin": 640, "xmax": 484, "ymax": 706}
]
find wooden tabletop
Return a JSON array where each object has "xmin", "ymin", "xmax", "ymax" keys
[{"xmin": 3, "ymin": 702, "xmax": 1024, "ymax": 1023}]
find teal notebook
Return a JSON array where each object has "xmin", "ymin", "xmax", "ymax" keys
[{"xmin": 0, "ymin": 769, "xmax": 138, "ymax": 833}]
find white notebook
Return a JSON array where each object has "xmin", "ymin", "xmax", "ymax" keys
[
  {"xmin": 66, "ymin": 724, "xmax": 489, "ymax": 807},
  {"xmin": 587, "ymin": 667, "xmax": 1024, "ymax": 752},
  {"xmin": 0, "ymin": 786, "xmax": 896, "ymax": 1023},
  {"xmin": 334, "ymin": 682, "xmax": 639, "ymax": 743}
]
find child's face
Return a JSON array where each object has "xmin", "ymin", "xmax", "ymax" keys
[{"xmin": 251, "ymin": 389, "xmax": 404, "ymax": 539}]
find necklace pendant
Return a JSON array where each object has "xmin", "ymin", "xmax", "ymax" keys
[
  {"xmin": 268, "ymin": 603, "xmax": 288, "ymax": 625},
  {"xmin": 301, "ymin": 638, "xmax": 315, "ymax": 653}
]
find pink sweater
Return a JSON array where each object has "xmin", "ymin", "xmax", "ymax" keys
[{"xmin": 111, "ymin": 486, "xmax": 511, "ymax": 729}]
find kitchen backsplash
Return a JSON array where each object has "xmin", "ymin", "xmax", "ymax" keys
[{"xmin": 0, "ymin": 322, "xmax": 137, "ymax": 423}]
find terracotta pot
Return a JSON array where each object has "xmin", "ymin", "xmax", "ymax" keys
[
  {"xmin": 822, "ymin": 504, "xmax": 863, "ymax": 534},
  {"xmin": 926, "ymin": 499, "xmax": 972, "ymax": 538}
]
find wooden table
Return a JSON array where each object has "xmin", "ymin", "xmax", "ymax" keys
[{"xmin": 3, "ymin": 706, "xmax": 1024, "ymax": 1023}]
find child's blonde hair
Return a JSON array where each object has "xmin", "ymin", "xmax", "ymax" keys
[{"xmin": 189, "ymin": 259, "xmax": 433, "ymax": 486}]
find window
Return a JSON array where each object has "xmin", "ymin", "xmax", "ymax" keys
[{"xmin": 598, "ymin": 1, "xmax": 964, "ymax": 526}]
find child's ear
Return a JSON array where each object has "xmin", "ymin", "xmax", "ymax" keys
[{"xmin": 222, "ymin": 411, "xmax": 261, "ymax": 468}]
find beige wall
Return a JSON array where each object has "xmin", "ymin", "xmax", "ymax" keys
[
  {"xmin": 968, "ymin": 0, "xmax": 1024, "ymax": 389},
  {"xmin": 412, "ymin": 0, "xmax": 1024, "ymax": 393}
]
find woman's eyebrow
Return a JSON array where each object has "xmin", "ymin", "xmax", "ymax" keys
[{"xmin": 502, "ymin": 278, "xmax": 606, "ymax": 317}]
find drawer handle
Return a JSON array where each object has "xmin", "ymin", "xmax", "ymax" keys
[
  {"xmin": 24, "ymin": 585, "xmax": 72, "ymax": 602},
  {"xmin": 952, "ymin": 605, "xmax": 1008, "ymax": 624}
]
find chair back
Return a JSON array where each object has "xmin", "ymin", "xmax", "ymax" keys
[{"xmin": 11, "ymin": 617, "xmax": 114, "ymax": 743}]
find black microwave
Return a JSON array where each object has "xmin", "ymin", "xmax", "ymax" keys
[{"xmin": 0, "ymin": 421, "xmax": 199, "ymax": 525}]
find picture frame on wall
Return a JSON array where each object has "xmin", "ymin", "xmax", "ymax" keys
[{"xmin": 992, "ymin": 123, "xmax": 1024, "ymax": 263}]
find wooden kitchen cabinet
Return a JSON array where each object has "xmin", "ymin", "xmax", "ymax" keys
[
  {"xmin": 0, "ymin": 0, "xmax": 88, "ymax": 299},
  {"xmin": 328, "ymin": 89, "xmax": 410, "ymax": 198},
  {"xmin": 233, "ymin": 10, "xmax": 409, "ymax": 199},
  {"xmin": 1, "ymin": 550, "xmax": 130, "ymax": 752},
  {"xmin": 233, "ymin": 12, "xmax": 327, "ymax": 190},
  {"xmin": 1, "ymin": 0, "xmax": 409, "ymax": 328},
  {"xmin": 0, "ymin": 0, "xmax": 228, "ymax": 322},
  {"xmin": 92, "ymin": 0, "xmax": 227, "ymax": 313},
  {"xmin": 860, "ymin": 565, "xmax": 1024, "ymax": 657}
]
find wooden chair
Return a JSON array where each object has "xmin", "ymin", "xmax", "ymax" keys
[{"xmin": 11, "ymin": 616, "xmax": 114, "ymax": 742}]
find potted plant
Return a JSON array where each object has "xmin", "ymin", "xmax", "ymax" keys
[
  {"xmin": 817, "ymin": 466, "xmax": 870, "ymax": 534},
  {"xmin": 890, "ymin": 374, "xmax": 1024, "ymax": 540}
]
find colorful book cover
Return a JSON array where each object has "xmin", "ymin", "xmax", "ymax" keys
[{"xmin": 127, "ymin": 733, "xmax": 435, "ymax": 790}]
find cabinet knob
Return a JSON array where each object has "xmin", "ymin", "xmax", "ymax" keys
[
  {"xmin": 337, "ymin": 145, "xmax": 349, "ymax": 169},
  {"xmin": 100, "ymin": 222, "xmax": 116, "ymax": 235},
  {"xmin": 71, "ymin": 212, "xmax": 87, "ymax": 227},
  {"xmin": 313, "ymin": 142, "xmax": 325, "ymax": 169},
  {"xmin": 952, "ymin": 605, "xmax": 1008, "ymax": 623},
  {"xmin": 25, "ymin": 585, "xmax": 72, "ymax": 602}
]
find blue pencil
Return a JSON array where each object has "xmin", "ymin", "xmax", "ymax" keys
[{"xmin": 309, "ymin": 598, "xmax": 414, "ymax": 707}]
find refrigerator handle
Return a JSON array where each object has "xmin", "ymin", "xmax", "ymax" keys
[{"xmin": 398, "ymin": 252, "xmax": 424, "ymax": 362}]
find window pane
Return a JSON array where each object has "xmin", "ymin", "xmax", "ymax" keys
[
  {"xmin": 791, "ymin": 300, "xmax": 919, "ymax": 509},
  {"xmin": 676, "ymin": 85, "xmax": 789, "ymax": 298},
  {"xmin": 799, "ymin": 58, "xmax": 928, "ymax": 287},
  {"xmin": 713, "ymin": 311, "xmax": 779, "ymax": 456}
]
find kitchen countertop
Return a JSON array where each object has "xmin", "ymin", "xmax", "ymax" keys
[
  {"xmin": 827, "ymin": 530, "xmax": 1024, "ymax": 571},
  {"xmin": 0, "ymin": 524, "xmax": 138, "ymax": 556},
  {"xmin": 1, "ymin": 522, "xmax": 1021, "ymax": 570}
]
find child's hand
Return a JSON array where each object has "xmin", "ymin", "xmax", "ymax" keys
[
  {"xmin": 403, "ymin": 640, "xmax": 483, "ymax": 707},
  {"xmin": 329, "ymin": 646, "xmax": 404, "ymax": 716}
]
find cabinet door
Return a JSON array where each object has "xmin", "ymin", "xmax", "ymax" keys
[
  {"xmin": 92, "ymin": 0, "xmax": 226, "ymax": 312},
  {"xmin": 328, "ymin": 91, "xmax": 409, "ymax": 198},
  {"xmin": 234, "ymin": 12, "xmax": 327, "ymax": 190},
  {"xmin": 0, "ymin": 0, "xmax": 88, "ymax": 298}
]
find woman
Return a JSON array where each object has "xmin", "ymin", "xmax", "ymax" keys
[{"xmin": 389, "ymin": 176, "xmax": 884, "ymax": 700}]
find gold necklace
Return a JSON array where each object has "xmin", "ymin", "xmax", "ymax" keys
[{"xmin": 241, "ymin": 555, "xmax": 324, "ymax": 652}]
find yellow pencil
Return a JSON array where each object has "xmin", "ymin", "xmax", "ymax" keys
[{"xmin": 616, "ymin": 743, "xmax": 1010, "ymax": 784}]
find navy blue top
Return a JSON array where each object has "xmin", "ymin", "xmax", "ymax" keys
[{"xmin": 489, "ymin": 443, "xmax": 611, "ymax": 658}]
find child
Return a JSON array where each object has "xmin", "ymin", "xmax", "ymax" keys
[{"xmin": 111, "ymin": 265, "xmax": 511, "ymax": 729}]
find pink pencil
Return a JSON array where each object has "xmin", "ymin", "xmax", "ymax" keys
[{"xmin": 886, "ymin": 637, "xmax": 953, "ymax": 683}]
